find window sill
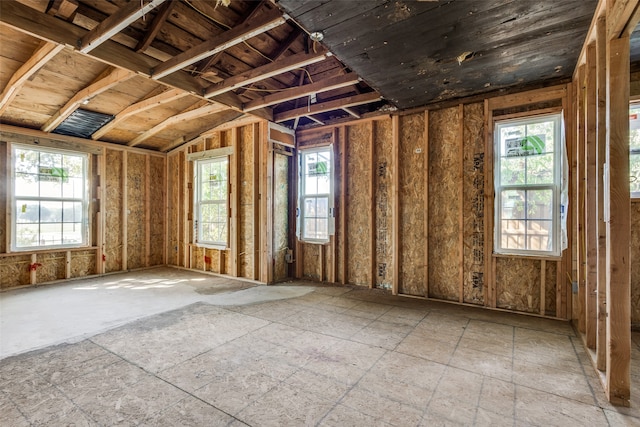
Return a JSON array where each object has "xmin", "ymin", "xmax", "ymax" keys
[
  {"xmin": 2, "ymin": 246, "xmax": 97, "ymax": 257},
  {"xmin": 492, "ymin": 252, "xmax": 562, "ymax": 261},
  {"xmin": 193, "ymin": 243, "xmax": 228, "ymax": 251},
  {"xmin": 299, "ymin": 239, "xmax": 330, "ymax": 245}
]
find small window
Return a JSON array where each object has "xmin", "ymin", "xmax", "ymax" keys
[
  {"xmin": 629, "ymin": 103, "xmax": 640, "ymax": 198},
  {"xmin": 494, "ymin": 113, "xmax": 564, "ymax": 256},
  {"xmin": 194, "ymin": 156, "xmax": 229, "ymax": 247},
  {"xmin": 11, "ymin": 145, "xmax": 89, "ymax": 251},
  {"xmin": 298, "ymin": 147, "xmax": 333, "ymax": 243}
]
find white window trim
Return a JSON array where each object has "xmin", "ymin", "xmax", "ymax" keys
[
  {"xmin": 629, "ymin": 101, "xmax": 640, "ymax": 199},
  {"xmin": 193, "ymin": 152, "xmax": 230, "ymax": 249},
  {"xmin": 494, "ymin": 113, "xmax": 564, "ymax": 257},
  {"xmin": 9, "ymin": 143, "xmax": 90, "ymax": 252},
  {"xmin": 297, "ymin": 146, "xmax": 335, "ymax": 244}
]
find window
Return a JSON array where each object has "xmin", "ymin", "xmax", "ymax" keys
[
  {"xmin": 194, "ymin": 156, "xmax": 228, "ymax": 247},
  {"xmin": 629, "ymin": 103, "xmax": 640, "ymax": 198},
  {"xmin": 494, "ymin": 113, "xmax": 564, "ymax": 256},
  {"xmin": 299, "ymin": 147, "xmax": 333, "ymax": 242},
  {"xmin": 11, "ymin": 145, "xmax": 88, "ymax": 250}
]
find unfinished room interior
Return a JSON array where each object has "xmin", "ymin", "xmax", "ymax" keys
[{"xmin": 1, "ymin": 0, "xmax": 640, "ymax": 425}]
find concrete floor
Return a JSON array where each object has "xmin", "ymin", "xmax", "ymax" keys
[{"xmin": 1, "ymin": 267, "xmax": 639, "ymax": 426}]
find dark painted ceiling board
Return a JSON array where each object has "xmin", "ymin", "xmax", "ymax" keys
[{"xmin": 293, "ymin": 0, "xmax": 389, "ymax": 33}]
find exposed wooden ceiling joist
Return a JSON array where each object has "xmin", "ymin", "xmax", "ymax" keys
[
  {"xmin": 79, "ymin": 0, "xmax": 167, "ymax": 53},
  {"xmin": 342, "ymin": 107, "xmax": 361, "ymax": 119},
  {"xmin": 47, "ymin": 0, "xmax": 78, "ymax": 20},
  {"xmin": 204, "ymin": 51, "xmax": 328, "ymax": 98},
  {"xmin": 42, "ymin": 66, "xmax": 134, "ymax": 132},
  {"xmin": 0, "ymin": 41, "xmax": 64, "ymax": 115},
  {"xmin": 92, "ymin": 88, "xmax": 189, "ymax": 140},
  {"xmin": 608, "ymin": 0, "xmax": 640, "ymax": 38},
  {"xmin": 128, "ymin": 102, "xmax": 229, "ymax": 147},
  {"xmin": 243, "ymin": 72, "xmax": 360, "ymax": 112},
  {"xmin": 135, "ymin": 0, "xmax": 176, "ymax": 53},
  {"xmin": 274, "ymin": 92, "xmax": 382, "ymax": 123},
  {"xmin": 151, "ymin": 6, "xmax": 287, "ymax": 79}
]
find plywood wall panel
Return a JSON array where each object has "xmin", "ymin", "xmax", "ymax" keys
[
  {"xmin": 239, "ymin": 126, "xmax": 256, "ymax": 279},
  {"xmin": 105, "ymin": 149, "xmax": 123, "ymax": 272},
  {"xmin": 495, "ymin": 257, "xmax": 540, "ymax": 313},
  {"xmin": 273, "ymin": 152, "xmax": 289, "ymax": 282},
  {"xmin": 302, "ymin": 242, "xmax": 321, "ymax": 281},
  {"xmin": 398, "ymin": 114, "xmax": 426, "ymax": 296},
  {"xmin": 0, "ymin": 255, "xmax": 30, "ymax": 290},
  {"xmin": 35, "ymin": 252, "xmax": 65, "ymax": 283},
  {"xmin": 71, "ymin": 249, "xmax": 96, "ymax": 278},
  {"xmin": 346, "ymin": 123, "xmax": 372, "ymax": 286},
  {"xmin": 374, "ymin": 119, "xmax": 393, "ymax": 289},
  {"xmin": 545, "ymin": 260, "xmax": 558, "ymax": 315},
  {"xmin": 428, "ymin": 107, "xmax": 462, "ymax": 301},
  {"xmin": 631, "ymin": 202, "xmax": 640, "ymax": 326},
  {"xmin": 167, "ymin": 152, "xmax": 182, "ymax": 266},
  {"xmin": 149, "ymin": 156, "xmax": 165, "ymax": 266},
  {"xmin": 462, "ymin": 103, "xmax": 485, "ymax": 305},
  {"xmin": 126, "ymin": 152, "xmax": 146, "ymax": 269}
]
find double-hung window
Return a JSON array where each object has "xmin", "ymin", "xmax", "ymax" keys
[
  {"xmin": 629, "ymin": 103, "xmax": 640, "ymax": 198},
  {"xmin": 11, "ymin": 145, "xmax": 88, "ymax": 250},
  {"xmin": 194, "ymin": 156, "xmax": 229, "ymax": 247},
  {"xmin": 299, "ymin": 147, "xmax": 333, "ymax": 243},
  {"xmin": 494, "ymin": 113, "xmax": 564, "ymax": 256}
]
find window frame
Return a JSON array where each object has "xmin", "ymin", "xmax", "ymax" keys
[
  {"xmin": 629, "ymin": 101, "xmax": 640, "ymax": 199},
  {"xmin": 193, "ymin": 155, "xmax": 230, "ymax": 249},
  {"xmin": 10, "ymin": 143, "xmax": 90, "ymax": 252},
  {"xmin": 493, "ymin": 112, "xmax": 564, "ymax": 257},
  {"xmin": 298, "ymin": 146, "xmax": 334, "ymax": 244}
]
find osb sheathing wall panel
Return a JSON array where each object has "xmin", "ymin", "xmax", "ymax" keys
[
  {"xmin": 240, "ymin": 126, "xmax": 256, "ymax": 279},
  {"xmin": 0, "ymin": 254, "xmax": 30, "ymax": 290},
  {"xmin": 545, "ymin": 260, "xmax": 558, "ymax": 315},
  {"xmin": 0, "ymin": 141, "xmax": 6, "ymax": 254},
  {"xmin": 496, "ymin": 257, "xmax": 540, "ymax": 313},
  {"xmin": 35, "ymin": 252, "xmax": 66, "ymax": 283},
  {"xmin": 374, "ymin": 119, "xmax": 394, "ymax": 289},
  {"xmin": 346, "ymin": 123, "xmax": 373, "ymax": 286},
  {"xmin": 398, "ymin": 114, "xmax": 426, "ymax": 296},
  {"xmin": 105, "ymin": 149, "xmax": 123, "ymax": 272},
  {"xmin": 631, "ymin": 202, "xmax": 640, "ymax": 326},
  {"xmin": 462, "ymin": 103, "xmax": 485, "ymax": 305},
  {"xmin": 127, "ymin": 152, "xmax": 146, "ymax": 269},
  {"xmin": 167, "ymin": 152, "xmax": 182, "ymax": 267},
  {"xmin": 303, "ymin": 243, "xmax": 321, "ymax": 281},
  {"xmin": 149, "ymin": 156, "xmax": 165, "ymax": 266},
  {"xmin": 71, "ymin": 249, "xmax": 96, "ymax": 278},
  {"xmin": 428, "ymin": 107, "xmax": 462, "ymax": 301},
  {"xmin": 273, "ymin": 152, "xmax": 289, "ymax": 282}
]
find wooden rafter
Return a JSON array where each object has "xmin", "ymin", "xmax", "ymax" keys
[
  {"xmin": 47, "ymin": 0, "xmax": 78, "ymax": 20},
  {"xmin": 92, "ymin": 88, "xmax": 189, "ymax": 140},
  {"xmin": 151, "ymin": 7, "xmax": 286, "ymax": 79},
  {"xmin": 79, "ymin": 0, "xmax": 167, "ymax": 53},
  {"xmin": 162, "ymin": 110, "xmax": 246, "ymax": 152},
  {"xmin": 204, "ymin": 51, "xmax": 327, "ymax": 98},
  {"xmin": 342, "ymin": 107, "xmax": 361, "ymax": 118},
  {"xmin": 128, "ymin": 102, "xmax": 229, "ymax": 147},
  {"xmin": 135, "ymin": 0, "xmax": 176, "ymax": 53},
  {"xmin": 0, "ymin": 41, "xmax": 64, "ymax": 115},
  {"xmin": 243, "ymin": 73, "xmax": 360, "ymax": 112},
  {"xmin": 274, "ymin": 92, "xmax": 381, "ymax": 122},
  {"xmin": 42, "ymin": 66, "xmax": 134, "ymax": 132},
  {"xmin": 607, "ymin": 0, "xmax": 640, "ymax": 38}
]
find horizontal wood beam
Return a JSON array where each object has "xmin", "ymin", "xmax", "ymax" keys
[
  {"xmin": 92, "ymin": 88, "xmax": 189, "ymax": 139},
  {"xmin": 79, "ymin": 0, "xmax": 167, "ymax": 53},
  {"xmin": 151, "ymin": 7, "xmax": 286, "ymax": 79},
  {"xmin": 128, "ymin": 102, "xmax": 229, "ymax": 147},
  {"xmin": 607, "ymin": 0, "xmax": 640, "ymax": 39},
  {"xmin": 343, "ymin": 107, "xmax": 361, "ymax": 119},
  {"xmin": 274, "ymin": 92, "xmax": 382, "ymax": 122},
  {"xmin": 204, "ymin": 51, "xmax": 328, "ymax": 98},
  {"xmin": 0, "ymin": 41, "xmax": 64, "ymax": 115},
  {"xmin": 135, "ymin": 0, "xmax": 175, "ymax": 53},
  {"xmin": 243, "ymin": 73, "xmax": 360, "ymax": 112},
  {"xmin": 42, "ymin": 66, "xmax": 134, "ymax": 132}
]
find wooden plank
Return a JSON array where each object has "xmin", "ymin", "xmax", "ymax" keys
[
  {"xmin": 41, "ymin": 66, "xmax": 134, "ymax": 133},
  {"xmin": 163, "ymin": 151, "xmax": 168, "ymax": 265},
  {"xmin": 122, "ymin": 150, "xmax": 128, "ymax": 271},
  {"xmin": 230, "ymin": 127, "xmax": 239, "ymax": 277},
  {"xmin": 97, "ymin": 147, "xmax": 106, "ymax": 274},
  {"xmin": 161, "ymin": 110, "xmax": 245, "ymax": 152},
  {"xmin": 92, "ymin": 88, "xmax": 189, "ymax": 139},
  {"xmin": 274, "ymin": 92, "xmax": 382, "ymax": 123},
  {"xmin": 135, "ymin": 1, "xmax": 176, "ymax": 53},
  {"xmin": 340, "ymin": 126, "xmax": 348, "ymax": 284},
  {"xmin": 423, "ymin": 110, "xmax": 430, "ymax": 297},
  {"xmin": 458, "ymin": 104, "xmax": 464, "ymax": 303},
  {"xmin": 577, "ymin": 63, "xmax": 586, "ymax": 333},
  {"xmin": 30, "ymin": 253, "xmax": 37, "ymax": 285},
  {"xmin": 331, "ymin": 128, "xmax": 339, "ymax": 283},
  {"xmin": 152, "ymin": 7, "xmax": 285, "ymax": 79},
  {"xmin": 370, "ymin": 121, "xmax": 376, "ymax": 289},
  {"xmin": 391, "ymin": 115, "xmax": 399, "ymax": 295},
  {"xmin": 79, "ymin": 0, "xmax": 167, "ymax": 53},
  {"xmin": 145, "ymin": 154, "xmax": 151, "ymax": 267},
  {"xmin": 484, "ymin": 100, "xmax": 496, "ymax": 308},
  {"xmin": 607, "ymin": 0, "xmax": 640, "ymax": 39},
  {"xmin": 605, "ymin": 34, "xmax": 631, "ymax": 407},
  {"xmin": 65, "ymin": 251, "xmax": 71, "ymax": 279},
  {"xmin": 596, "ymin": 14, "xmax": 608, "ymax": 371},
  {"xmin": 47, "ymin": 0, "xmax": 79, "ymax": 20},
  {"xmin": 540, "ymin": 260, "xmax": 546, "ymax": 316},
  {"xmin": 253, "ymin": 123, "xmax": 260, "ymax": 280},
  {"xmin": 585, "ymin": 43, "xmax": 598, "ymax": 348},
  {"xmin": 487, "ymin": 85, "xmax": 567, "ymax": 110},
  {"xmin": 0, "ymin": 41, "xmax": 63, "ymax": 115},
  {"xmin": 563, "ymin": 81, "xmax": 573, "ymax": 320},
  {"xmin": 204, "ymin": 51, "xmax": 327, "ymax": 98},
  {"xmin": 129, "ymin": 102, "xmax": 228, "ymax": 147},
  {"xmin": 243, "ymin": 73, "xmax": 360, "ymax": 112}
]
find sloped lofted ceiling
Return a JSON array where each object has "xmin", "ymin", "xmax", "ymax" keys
[{"xmin": 0, "ymin": 0, "xmax": 613, "ymax": 152}]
